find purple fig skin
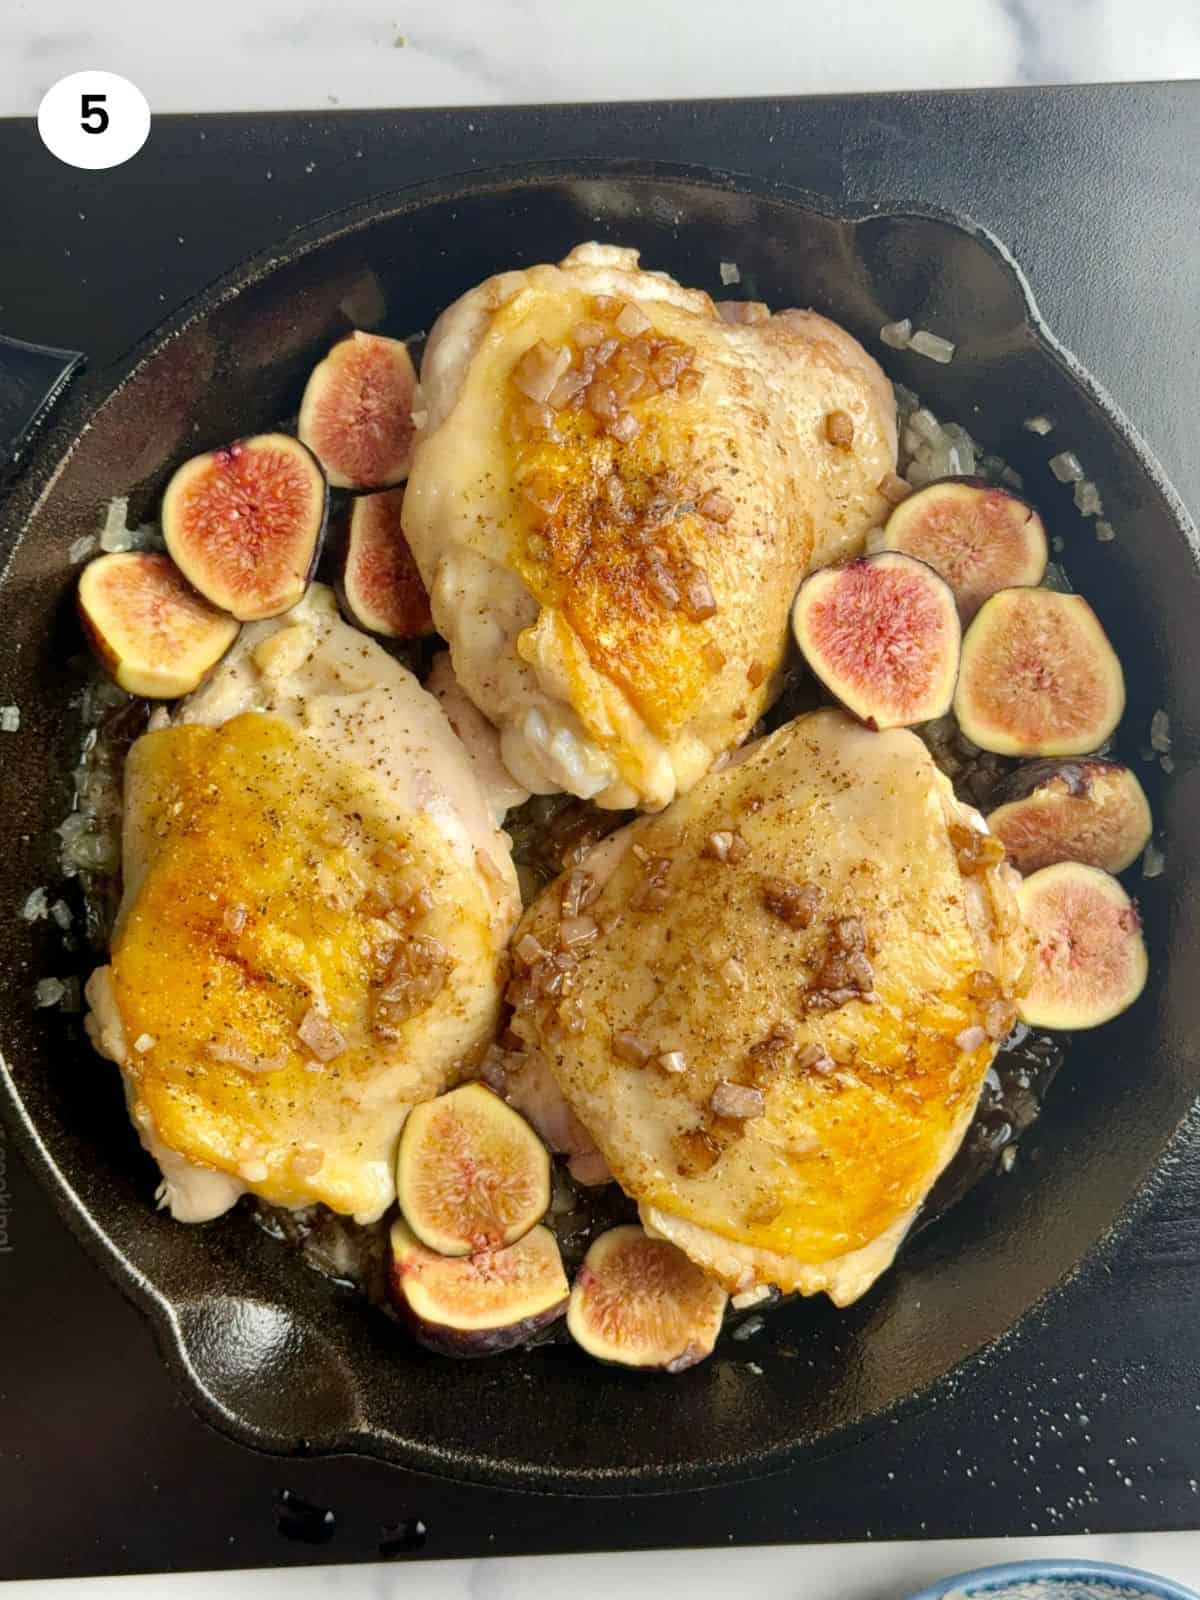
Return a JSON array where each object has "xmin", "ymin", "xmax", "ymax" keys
[
  {"xmin": 399, "ymin": 1295, "xmax": 567, "ymax": 1359},
  {"xmin": 987, "ymin": 758, "xmax": 1152, "ymax": 876},
  {"xmin": 334, "ymin": 490, "xmax": 434, "ymax": 640}
]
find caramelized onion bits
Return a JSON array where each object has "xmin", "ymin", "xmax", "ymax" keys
[
  {"xmin": 703, "ymin": 830, "xmax": 735, "ymax": 862},
  {"xmin": 615, "ymin": 302, "xmax": 652, "ymax": 337},
  {"xmin": 612, "ymin": 1030, "xmax": 654, "ymax": 1066},
  {"xmin": 679, "ymin": 562, "xmax": 717, "ymax": 622},
  {"xmin": 560, "ymin": 869, "xmax": 598, "ymax": 920},
  {"xmin": 984, "ymin": 999, "xmax": 1016, "ymax": 1040},
  {"xmin": 716, "ymin": 301, "xmax": 770, "ymax": 325},
  {"xmin": 796, "ymin": 1041, "xmax": 836, "ymax": 1076},
  {"xmin": 557, "ymin": 914, "xmax": 598, "ymax": 949},
  {"xmin": 950, "ymin": 822, "xmax": 1006, "ymax": 875},
  {"xmin": 761, "ymin": 877, "xmax": 823, "ymax": 929},
  {"xmin": 955, "ymin": 1025, "xmax": 987, "ymax": 1053},
  {"xmin": 373, "ymin": 935, "xmax": 451, "ymax": 1036},
  {"xmin": 710, "ymin": 1081, "xmax": 765, "ymax": 1120},
  {"xmin": 609, "ymin": 412, "xmax": 641, "ymax": 444},
  {"xmin": 697, "ymin": 488, "xmax": 734, "ymax": 523},
  {"xmin": 702, "ymin": 643, "xmax": 727, "ymax": 672},
  {"xmin": 648, "ymin": 559, "xmax": 681, "ymax": 610},
  {"xmin": 658, "ymin": 1050, "xmax": 688, "ymax": 1076},
  {"xmin": 805, "ymin": 915, "xmax": 876, "ymax": 1011},
  {"xmin": 297, "ymin": 1007, "xmax": 346, "ymax": 1062},
  {"xmin": 513, "ymin": 340, "xmax": 571, "ymax": 404},
  {"xmin": 878, "ymin": 471, "xmax": 913, "ymax": 506},
  {"xmin": 825, "ymin": 409, "xmax": 855, "ymax": 448},
  {"xmin": 572, "ymin": 319, "xmax": 606, "ymax": 347},
  {"xmin": 632, "ymin": 854, "xmax": 673, "ymax": 912},
  {"xmin": 591, "ymin": 295, "xmax": 621, "ymax": 318}
]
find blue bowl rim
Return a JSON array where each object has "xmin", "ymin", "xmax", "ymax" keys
[{"xmin": 909, "ymin": 1558, "xmax": 1200, "ymax": 1600}]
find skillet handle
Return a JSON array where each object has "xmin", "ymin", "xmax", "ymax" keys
[{"xmin": 0, "ymin": 333, "xmax": 84, "ymax": 473}]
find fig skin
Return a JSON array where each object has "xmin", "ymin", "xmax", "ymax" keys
[
  {"xmin": 1016, "ymin": 861, "xmax": 1148, "ymax": 1030},
  {"xmin": 396, "ymin": 1082, "xmax": 552, "ymax": 1258},
  {"xmin": 389, "ymin": 1219, "xmax": 568, "ymax": 1358},
  {"xmin": 954, "ymin": 588, "xmax": 1125, "ymax": 757},
  {"xmin": 161, "ymin": 433, "xmax": 328, "ymax": 622},
  {"xmin": 567, "ymin": 1224, "xmax": 728, "ymax": 1372},
  {"xmin": 988, "ymin": 759, "xmax": 1152, "ymax": 875},
  {"xmin": 790, "ymin": 551, "xmax": 961, "ymax": 730},
  {"xmin": 298, "ymin": 331, "xmax": 418, "ymax": 491},
  {"xmin": 78, "ymin": 552, "xmax": 240, "ymax": 699},
  {"xmin": 336, "ymin": 488, "xmax": 433, "ymax": 640},
  {"xmin": 881, "ymin": 476, "xmax": 1048, "ymax": 621}
]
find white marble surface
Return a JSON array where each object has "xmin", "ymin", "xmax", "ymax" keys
[
  {"xmin": 7, "ymin": 0, "xmax": 1200, "ymax": 1594},
  {"xmin": 8, "ymin": 1532, "xmax": 1200, "ymax": 1598},
  {"xmin": 4, "ymin": 0, "xmax": 1200, "ymax": 116}
]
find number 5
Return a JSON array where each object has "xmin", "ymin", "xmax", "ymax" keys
[{"xmin": 80, "ymin": 93, "xmax": 109, "ymax": 135}]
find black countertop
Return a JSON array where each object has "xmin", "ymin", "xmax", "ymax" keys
[{"xmin": 1, "ymin": 84, "xmax": 1199, "ymax": 1579}]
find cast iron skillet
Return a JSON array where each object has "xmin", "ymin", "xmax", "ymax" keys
[{"xmin": 0, "ymin": 164, "xmax": 1196, "ymax": 1496}]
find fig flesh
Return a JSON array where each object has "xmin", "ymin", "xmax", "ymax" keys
[
  {"xmin": 389, "ymin": 1218, "xmax": 568, "ymax": 1358},
  {"xmin": 298, "ymin": 331, "xmax": 418, "ymax": 490},
  {"xmin": 161, "ymin": 433, "xmax": 327, "ymax": 621},
  {"xmin": 567, "ymin": 1224, "xmax": 727, "ymax": 1371},
  {"xmin": 954, "ymin": 588, "xmax": 1125, "ymax": 756},
  {"xmin": 881, "ymin": 477, "xmax": 1047, "ymax": 620},
  {"xmin": 396, "ymin": 1082, "xmax": 551, "ymax": 1257},
  {"xmin": 1016, "ymin": 862, "xmax": 1147, "ymax": 1029},
  {"xmin": 988, "ymin": 759, "xmax": 1152, "ymax": 875},
  {"xmin": 78, "ymin": 552, "xmax": 239, "ymax": 698},
  {"xmin": 336, "ymin": 488, "xmax": 433, "ymax": 639},
  {"xmin": 790, "ymin": 551, "xmax": 960, "ymax": 729}
]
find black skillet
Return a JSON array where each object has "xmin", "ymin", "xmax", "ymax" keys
[{"xmin": 0, "ymin": 164, "xmax": 1196, "ymax": 1495}]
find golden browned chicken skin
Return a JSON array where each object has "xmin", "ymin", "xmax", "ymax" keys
[
  {"xmin": 507, "ymin": 709, "xmax": 1030, "ymax": 1304},
  {"xmin": 403, "ymin": 243, "xmax": 898, "ymax": 811}
]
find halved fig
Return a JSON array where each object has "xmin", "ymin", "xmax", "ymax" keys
[
  {"xmin": 881, "ymin": 478, "xmax": 1048, "ymax": 620},
  {"xmin": 298, "ymin": 331, "xmax": 418, "ymax": 490},
  {"xmin": 389, "ymin": 1218, "xmax": 568, "ymax": 1358},
  {"xmin": 336, "ymin": 488, "xmax": 433, "ymax": 639},
  {"xmin": 161, "ymin": 433, "xmax": 327, "ymax": 621},
  {"xmin": 954, "ymin": 588, "xmax": 1125, "ymax": 756},
  {"xmin": 78, "ymin": 552, "xmax": 239, "ymax": 698},
  {"xmin": 988, "ymin": 759, "xmax": 1152, "ymax": 874},
  {"xmin": 396, "ymin": 1082, "xmax": 551, "ymax": 1257},
  {"xmin": 567, "ymin": 1224, "xmax": 727, "ymax": 1372},
  {"xmin": 1016, "ymin": 862, "xmax": 1147, "ymax": 1029},
  {"xmin": 791, "ymin": 551, "xmax": 961, "ymax": 729}
]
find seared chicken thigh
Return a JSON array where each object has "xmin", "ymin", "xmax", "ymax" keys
[
  {"xmin": 86, "ymin": 586, "xmax": 520, "ymax": 1224},
  {"xmin": 403, "ymin": 243, "xmax": 898, "ymax": 811},
  {"xmin": 509, "ymin": 709, "xmax": 1030, "ymax": 1304}
]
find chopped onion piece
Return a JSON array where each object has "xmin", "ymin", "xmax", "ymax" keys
[
  {"xmin": 615, "ymin": 302, "xmax": 651, "ymax": 337},
  {"xmin": 68, "ymin": 535, "xmax": 97, "ymax": 564},
  {"xmin": 134, "ymin": 1033, "xmax": 156, "ymax": 1054},
  {"xmin": 0, "ymin": 706, "xmax": 20, "ymax": 733},
  {"xmin": 909, "ymin": 329, "xmax": 956, "ymax": 363},
  {"xmin": 297, "ymin": 1007, "xmax": 346, "ymax": 1061},
  {"xmin": 955, "ymin": 1026, "xmax": 987, "ymax": 1053},
  {"xmin": 1024, "ymin": 415, "xmax": 1054, "ymax": 435},
  {"xmin": 612, "ymin": 1030, "xmax": 653, "ymax": 1065},
  {"xmin": 1142, "ymin": 840, "xmax": 1166, "ymax": 879},
  {"xmin": 1049, "ymin": 451, "xmax": 1084, "ymax": 484},
  {"xmin": 658, "ymin": 1049, "xmax": 688, "ymax": 1075},
  {"xmin": 33, "ymin": 977, "xmax": 66, "ymax": 1008},
  {"xmin": 558, "ymin": 914, "xmax": 598, "ymax": 949},
  {"xmin": 1150, "ymin": 709, "xmax": 1171, "ymax": 753},
  {"xmin": 880, "ymin": 318, "xmax": 913, "ymax": 350},
  {"xmin": 1074, "ymin": 478, "xmax": 1103, "ymax": 516},
  {"xmin": 719, "ymin": 261, "xmax": 741, "ymax": 285},
  {"xmin": 21, "ymin": 888, "xmax": 49, "ymax": 922},
  {"xmin": 1095, "ymin": 520, "xmax": 1116, "ymax": 543},
  {"xmin": 710, "ymin": 1080, "xmax": 764, "ymax": 1118}
]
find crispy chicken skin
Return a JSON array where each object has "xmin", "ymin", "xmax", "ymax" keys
[
  {"xmin": 508, "ymin": 709, "xmax": 1030, "ymax": 1304},
  {"xmin": 402, "ymin": 243, "xmax": 898, "ymax": 811},
  {"xmin": 85, "ymin": 586, "xmax": 520, "ymax": 1224}
]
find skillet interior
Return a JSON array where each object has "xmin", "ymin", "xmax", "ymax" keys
[{"xmin": 0, "ymin": 166, "xmax": 1196, "ymax": 1494}]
